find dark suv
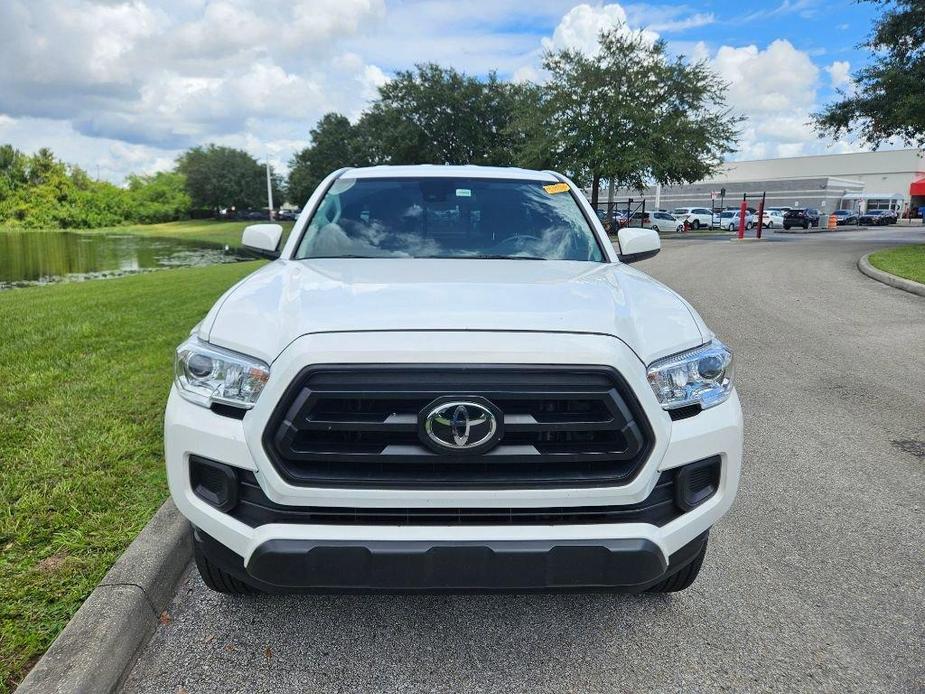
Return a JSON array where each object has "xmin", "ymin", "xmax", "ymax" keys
[{"xmin": 783, "ymin": 208, "xmax": 820, "ymax": 229}]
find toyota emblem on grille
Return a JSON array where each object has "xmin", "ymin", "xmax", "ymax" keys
[{"xmin": 420, "ymin": 397, "xmax": 502, "ymax": 454}]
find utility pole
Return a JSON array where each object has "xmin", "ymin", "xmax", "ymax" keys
[{"xmin": 265, "ymin": 156, "xmax": 274, "ymax": 221}]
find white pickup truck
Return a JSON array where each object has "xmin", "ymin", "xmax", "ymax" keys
[{"xmin": 166, "ymin": 165, "xmax": 742, "ymax": 594}]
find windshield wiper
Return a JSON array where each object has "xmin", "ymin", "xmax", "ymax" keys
[
  {"xmin": 420, "ymin": 254, "xmax": 548, "ymax": 261},
  {"xmin": 305, "ymin": 255, "xmax": 392, "ymax": 259}
]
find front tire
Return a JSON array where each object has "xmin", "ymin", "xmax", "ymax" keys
[
  {"xmin": 195, "ymin": 539, "xmax": 261, "ymax": 595},
  {"xmin": 692, "ymin": 219, "xmax": 701, "ymax": 230},
  {"xmin": 651, "ymin": 225, "xmax": 660, "ymax": 233},
  {"xmin": 728, "ymin": 223, "xmax": 735, "ymax": 232},
  {"xmin": 646, "ymin": 537, "xmax": 708, "ymax": 593}
]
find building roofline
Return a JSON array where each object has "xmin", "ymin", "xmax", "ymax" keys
[{"xmin": 722, "ymin": 147, "xmax": 922, "ymax": 166}]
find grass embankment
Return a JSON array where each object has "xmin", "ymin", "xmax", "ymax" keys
[
  {"xmin": 868, "ymin": 244, "xmax": 925, "ymax": 285},
  {"xmin": 0, "ymin": 258, "xmax": 266, "ymax": 691}
]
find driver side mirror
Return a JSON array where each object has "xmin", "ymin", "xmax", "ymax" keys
[
  {"xmin": 242, "ymin": 223, "xmax": 283, "ymax": 259},
  {"xmin": 616, "ymin": 226, "xmax": 660, "ymax": 263}
]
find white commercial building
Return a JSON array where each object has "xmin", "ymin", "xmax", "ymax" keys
[{"xmin": 593, "ymin": 148, "xmax": 925, "ymax": 215}]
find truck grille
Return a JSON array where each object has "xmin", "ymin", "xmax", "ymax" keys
[{"xmin": 262, "ymin": 365, "xmax": 653, "ymax": 489}]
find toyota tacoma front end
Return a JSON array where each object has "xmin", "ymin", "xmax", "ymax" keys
[{"xmin": 165, "ymin": 165, "xmax": 742, "ymax": 593}]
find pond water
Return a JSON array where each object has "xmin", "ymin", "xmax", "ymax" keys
[{"xmin": 0, "ymin": 231, "xmax": 249, "ymax": 289}]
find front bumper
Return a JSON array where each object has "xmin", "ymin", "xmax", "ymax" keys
[
  {"xmin": 167, "ymin": 331, "xmax": 743, "ymax": 591},
  {"xmin": 194, "ymin": 526, "xmax": 709, "ymax": 592}
]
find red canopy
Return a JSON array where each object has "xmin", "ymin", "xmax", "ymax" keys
[{"xmin": 911, "ymin": 177, "xmax": 925, "ymax": 196}]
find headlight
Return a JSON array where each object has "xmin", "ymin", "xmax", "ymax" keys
[
  {"xmin": 174, "ymin": 336, "xmax": 270, "ymax": 410},
  {"xmin": 646, "ymin": 339, "xmax": 734, "ymax": 411}
]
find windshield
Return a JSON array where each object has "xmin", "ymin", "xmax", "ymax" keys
[{"xmin": 295, "ymin": 177, "xmax": 605, "ymax": 261}]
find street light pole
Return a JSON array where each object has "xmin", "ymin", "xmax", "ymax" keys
[{"xmin": 265, "ymin": 157, "xmax": 274, "ymax": 221}]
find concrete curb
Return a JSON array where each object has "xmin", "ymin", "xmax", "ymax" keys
[
  {"xmin": 858, "ymin": 252, "xmax": 925, "ymax": 298},
  {"xmin": 16, "ymin": 499, "xmax": 191, "ymax": 693},
  {"xmin": 658, "ymin": 232, "xmax": 735, "ymax": 239},
  {"xmin": 776, "ymin": 226, "xmax": 827, "ymax": 233}
]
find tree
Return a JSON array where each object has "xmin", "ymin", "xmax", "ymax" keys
[
  {"xmin": 176, "ymin": 144, "xmax": 280, "ymax": 212},
  {"xmin": 814, "ymin": 0, "xmax": 925, "ymax": 148},
  {"xmin": 360, "ymin": 64, "xmax": 524, "ymax": 166},
  {"xmin": 126, "ymin": 171, "xmax": 192, "ymax": 222},
  {"xmin": 524, "ymin": 27, "xmax": 740, "ymax": 208},
  {"xmin": 0, "ymin": 145, "xmax": 195, "ymax": 227},
  {"xmin": 287, "ymin": 113, "xmax": 363, "ymax": 206}
]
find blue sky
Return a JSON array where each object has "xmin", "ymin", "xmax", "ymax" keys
[{"xmin": 0, "ymin": 0, "xmax": 883, "ymax": 181}]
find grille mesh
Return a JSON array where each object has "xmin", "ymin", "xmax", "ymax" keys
[{"xmin": 262, "ymin": 366, "xmax": 653, "ymax": 489}]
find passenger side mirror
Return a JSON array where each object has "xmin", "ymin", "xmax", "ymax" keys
[
  {"xmin": 242, "ymin": 223, "xmax": 283, "ymax": 259},
  {"xmin": 616, "ymin": 227, "xmax": 660, "ymax": 263}
]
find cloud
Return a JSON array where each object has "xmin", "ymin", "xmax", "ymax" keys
[
  {"xmin": 740, "ymin": 0, "xmax": 820, "ymax": 23},
  {"xmin": 0, "ymin": 0, "xmax": 388, "ymax": 179},
  {"xmin": 541, "ymin": 3, "xmax": 659, "ymax": 55},
  {"xmin": 0, "ymin": 0, "xmax": 880, "ymax": 183},
  {"xmin": 826, "ymin": 60, "xmax": 852, "ymax": 88},
  {"xmin": 706, "ymin": 39, "xmax": 821, "ymax": 158},
  {"xmin": 624, "ymin": 5, "xmax": 715, "ymax": 33}
]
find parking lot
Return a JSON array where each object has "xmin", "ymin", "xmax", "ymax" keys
[{"xmin": 123, "ymin": 227, "xmax": 925, "ymax": 694}]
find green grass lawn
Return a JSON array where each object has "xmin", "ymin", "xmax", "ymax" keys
[
  {"xmin": 0, "ymin": 259, "xmax": 265, "ymax": 692},
  {"xmin": 869, "ymin": 244, "xmax": 925, "ymax": 285}
]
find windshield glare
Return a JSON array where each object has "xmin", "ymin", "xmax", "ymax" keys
[{"xmin": 295, "ymin": 177, "xmax": 605, "ymax": 261}]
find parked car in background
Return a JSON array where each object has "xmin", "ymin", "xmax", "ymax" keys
[
  {"xmin": 627, "ymin": 211, "xmax": 651, "ymax": 228},
  {"xmin": 832, "ymin": 210, "xmax": 858, "ymax": 226},
  {"xmin": 672, "ymin": 207, "xmax": 713, "ymax": 230},
  {"xmin": 783, "ymin": 208, "xmax": 820, "ymax": 229},
  {"xmin": 649, "ymin": 211, "xmax": 685, "ymax": 233},
  {"xmin": 713, "ymin": 210, "xmax": 753, "ymax": 231},
  {"xmin": 858, "ymin": 209, "xmax": 897, "ymax": 225},
  {"xmin": 596, "ymin": 209, "xmax": 629, "ymax": 233},
  {"xmin": 277, "ymin": 209, "xmax": 300, "ymax": 221},
  {"xmin": 757, "ymin": 210, "xmax": 784, "ymax": 228},
  {"xmin": 713, "ymin": 209, "xmax": 758, "ymax": 231}
]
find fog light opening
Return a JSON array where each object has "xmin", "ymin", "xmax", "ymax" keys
[
  {"xmin": 675, "ymin": 456, "xmax": 721, "ymax": 511},
  {"xmin": 189, "ymin": 455, "xmax": 239, "ymax": 512}
]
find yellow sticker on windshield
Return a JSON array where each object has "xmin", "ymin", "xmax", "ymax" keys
[{"xmin": 543, "ymin": 183, "xmax": 570, "ymax": 194}]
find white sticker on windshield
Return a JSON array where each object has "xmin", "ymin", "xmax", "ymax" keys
[{"xmin": 455, "ymin": 188, "xmax": 471, "ymax": 197}]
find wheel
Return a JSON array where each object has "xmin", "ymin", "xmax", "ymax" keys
[
  {"xmin": 194, "ymin": 539, "xmax": 261, "ymax": 594},
  {"xmin": 676, "ymin": 225, "xmax": 684, "ymax": 233},
  {"xmin": 784, "ymin": 224, "xmax": 791, "ymax": 230},
  {"xmin": 692, "ymin": 219, "xmax": 701, "ymax": 230},
  {"xmin": 646, "ymin": 537, "xmax": 708, "ymax": 593},
  {"xmin": 803, "ymin": 221, "xmax": 809, "ymax": 229},
  {"xmin": 728, "ymin": 223, "xmax": 735, "ymax": 232},
  {"xmin": 651, "ymin": 225, "xmax": 660, "ymax": 232},
  {"xmin": 766, "ymin": 222, "xmax": 773, "ymax": 229}
]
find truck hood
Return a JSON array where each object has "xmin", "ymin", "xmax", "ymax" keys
[{"xmin": 202, "ymin": 258, "xmax": 707, "ymax": 365}]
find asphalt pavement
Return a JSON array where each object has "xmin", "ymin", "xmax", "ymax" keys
[{"xmin": 123, "ymin": 227, "xmax": 925, "ymax": 694}]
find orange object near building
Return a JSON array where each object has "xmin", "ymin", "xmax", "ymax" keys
[{"xmin": 828, "ymin": 214, "xmax": 837, "ymax": 229}]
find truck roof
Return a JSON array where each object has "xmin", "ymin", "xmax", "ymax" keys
[{"xmin": 340, "ymin": 164, "xmax": 560, "ymax": 182}]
